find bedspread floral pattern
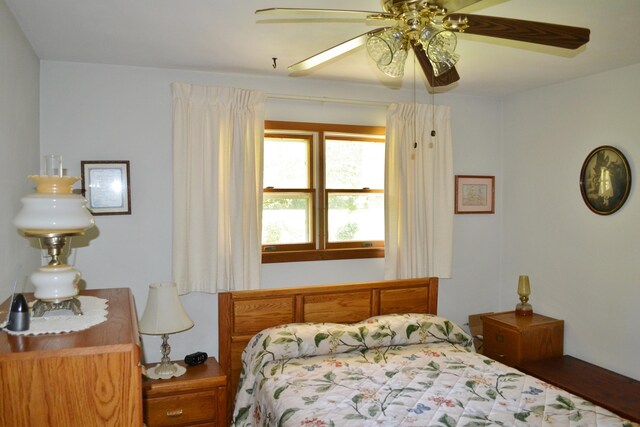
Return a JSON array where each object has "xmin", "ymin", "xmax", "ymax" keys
[{"xmin": 232, "ymin": 313, "xmax": 637, "ymax": 427}]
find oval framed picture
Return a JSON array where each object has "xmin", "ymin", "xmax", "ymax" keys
[{"xmin": 579, "ymin": 146, "xmax": 631, "ymax": 215}]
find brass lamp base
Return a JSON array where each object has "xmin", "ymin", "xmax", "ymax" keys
[{"xmin": 32, "ymin": 297, "xmax": 82, "ymax": 317}]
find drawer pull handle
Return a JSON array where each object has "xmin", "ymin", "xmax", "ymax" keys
[
  {"xmin": 495, "ymin": 353, "xmax": 506, "ymax": 359},
  {"xmin": 166, "ymin": 409, "xmax": 184, "ymax": 418}
]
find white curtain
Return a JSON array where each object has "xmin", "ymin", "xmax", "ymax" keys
[
  {"xmin": 171, "ymin": 82, "xmax": 265, "ymax": 294},
  {"xmin": 385, "ymin": 102, "xmax": 454, "ymax": 279}
]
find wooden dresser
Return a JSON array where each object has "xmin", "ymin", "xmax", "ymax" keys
[
  {"xmin": 482, "ymin": 311, "xmax": 564, "ymax": 368},
  {"xmin": 0, "ymin": 288, "xmax": 143, "ymax": 426}
]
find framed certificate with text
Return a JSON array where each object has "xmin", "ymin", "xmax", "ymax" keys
[{"xmin": 81, "ymin": 160, "xmax": 131, "ymax": 215}]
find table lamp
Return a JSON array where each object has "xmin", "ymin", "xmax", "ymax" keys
[
  {"xmin": 139, "ymin": 282, "xmax": 194, "ymax": 379},
  {"xmin": 515, "ymin": 275, "xmax": 533, "ymax": 316},
  {"xmin": 13, "ymin": 155, "xmax": 95, "ymax": 316}
]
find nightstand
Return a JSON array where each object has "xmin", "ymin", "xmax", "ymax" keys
[
  {"xmin": 481, "ymin": 311, "xmax": 563, "ymax": 368},
  {"xmin": 142, "ymin": 358, "xmax": 227, "ymax": 427}
]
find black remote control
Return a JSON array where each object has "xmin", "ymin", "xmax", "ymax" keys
[{"xmin": 184, "ymin": 351, "xmax": 208, "ymax": 366}]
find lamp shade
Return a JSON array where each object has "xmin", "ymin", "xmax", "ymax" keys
[
  {"xmin": 13, "ymin": 176, "xmax": 95, "ymax": 234},
  {"xmin": 518, "ymin": 275, "xmax": 531, "ymax": 297},
  {"xmin": 139, "ymin": 283, "xmax": 193, "ymax": 335}
]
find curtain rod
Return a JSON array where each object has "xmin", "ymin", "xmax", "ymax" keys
[{"xmin": 266, "ymin": 93, "xmax": 390, "ymax": 108}]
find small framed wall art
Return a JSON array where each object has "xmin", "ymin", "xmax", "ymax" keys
[
  {"xmin": 81, "ymin": 160, "xmax": 131, "ymax": 215},
  {"xmin": 455, "ymin": 175, "xmax": 495, "ymax": 214},
  {"xmin": 579, "ymin": 146, "xmax": 631, "ymax": 215}
]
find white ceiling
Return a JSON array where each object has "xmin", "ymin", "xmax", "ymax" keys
[{"xmin": 6, "ymin": 0, "xmax": 640, "ymax": 96}]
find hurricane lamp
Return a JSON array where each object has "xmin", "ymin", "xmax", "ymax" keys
[{"xmin": 13, "ymin": 155, "xmax": 95, "ymax": 316}]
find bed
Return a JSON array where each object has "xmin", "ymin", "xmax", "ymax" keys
[{"xmin": 218, "ymin": 278, "xmax": 638, "ymax": 426}]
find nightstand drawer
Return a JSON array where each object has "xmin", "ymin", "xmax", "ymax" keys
[
  {"xmin": 145, "ymin": 390, "xmax": 217, "ymax": 426},
  {"xmin": 483, "ymin": 321, "xmax": 520, "ymax": 366}
]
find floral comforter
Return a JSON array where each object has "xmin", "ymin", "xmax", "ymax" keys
[{"xmin": 232, "ymin": 313, "xmax": 637, "ymax": 427}]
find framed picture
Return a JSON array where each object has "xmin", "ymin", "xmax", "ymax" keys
[
  {"xmin": 455, "ymin": 175, "xmax": 495, "ymax": 214},
  {"xmin": 81, "ymin": 160, "xmax": 131, "ymax": 215},
  {"xmin": 579, "ymin": 146, "xmax": 631, "ymax": 215}
]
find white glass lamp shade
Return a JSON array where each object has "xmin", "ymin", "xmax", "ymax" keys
[
  {"xmin": 139, "ymin": 283, "xmax": 194, "ymax": 335},
  {"xmin": 13, "ymin": 176, "xmax": 95, "ymax": 235},
  {"xmin": 14, "ymin": 193, "xmax": 95, "ymax": 234}
]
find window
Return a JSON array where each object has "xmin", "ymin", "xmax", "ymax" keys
[{"xmin": 262, "ymin": 121, "xmax": 385, "ymax": 263}]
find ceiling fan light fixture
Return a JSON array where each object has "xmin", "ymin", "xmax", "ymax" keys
[
  {"xmin": 367, "ymin": 36, "xmax": 393, "ymax": 66},
  {"xmin": 366, "ymin": 28, "xmax": 405, "ymax": 66},
  {"xmin": 366, "ymin": 28, "xmax": 409, "ymax": 77},
  {"xmin": 420, "ymin": 25, "xmax": 458, "ymax": 63},
  {"xmin": 429, "ymin": 52, "xmax": 459, "ymax": 77},
  {"xmin": 377, "ymin": 45, "xmax": 408, "ymax": 77}
]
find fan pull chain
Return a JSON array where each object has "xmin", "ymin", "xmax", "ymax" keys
[
  {"xmin": 431, "ymin": 89, "xmax": 436, "ymax": 138},
  {"xmin": 413, "ymin": 57, "xmax": 418, "ymax": 149}
]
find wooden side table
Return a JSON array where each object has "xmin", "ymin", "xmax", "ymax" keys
[
  {"xmin": 142, "ymin": 358, "xmax": 227, "ymax": 427},
  {"xmin": 481, "ymin": 311, "xmax": 563, "ymax": 368}
]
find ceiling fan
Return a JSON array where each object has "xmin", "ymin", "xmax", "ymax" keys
[{"xmin": 256, "ymin": 0, "xmax": 590, "ymax": 88}]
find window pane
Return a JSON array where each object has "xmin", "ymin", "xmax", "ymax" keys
[
  {"xmin": 262, "ymin": 193, "xmax": 312, "ymax": 244},
  {"xmin": 264, "ymin": 137, "xmax": 309, "ymax": 188},
  {"xmin": 327, "ymin": 193, "xmax": 384, "ymax": 242},
  {"xmin": 325, "ymin": 140, "xmax": 384, "ymax": 189}
]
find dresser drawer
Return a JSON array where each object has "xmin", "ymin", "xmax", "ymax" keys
[
  {"xmin": 483, "ymin": 321, "xmax": 520, "ymax": 366},
  {"xmin": 145, "ymin": 390, "xmax": 217, "ymax": 426}
]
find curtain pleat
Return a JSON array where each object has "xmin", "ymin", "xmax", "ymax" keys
[
  {"xmin": 171, "ymin": 82, "xmax": 265, "ymax": 293},
  {"xmin": 384, "ymin": 102, "xmax": 453, "ymax": 279}
]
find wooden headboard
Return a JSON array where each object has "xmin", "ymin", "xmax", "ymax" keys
[{"xmin": 218, "ymin": 277, "xmax": 438, "ymax": 414}]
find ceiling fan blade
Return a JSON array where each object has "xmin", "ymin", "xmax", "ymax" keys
[
  {"xmin": 446, "ymin": 13, "xmax": 590, "ymax": 49},
  {"xmin": 256, "ymin": 8, "xmax": 395, "ymax": 21},
  {"xmin": 288, "ymin": 28, "xmax": 388, "ymax": 72},
  {"xmin": 411, "ymin": 41, "xmax": 460, "ymax": 88}
]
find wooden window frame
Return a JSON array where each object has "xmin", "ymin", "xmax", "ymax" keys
[
  {"xmin": 263, "ymin": 133, "xmax": 315, "ymax": 253},
  {"xmin": 262, "ymin": 121, "xmax": 385, "ymax": 263}
]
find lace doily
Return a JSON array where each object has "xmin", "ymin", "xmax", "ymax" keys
[{"xmin": 4, "ymin": 296, "xmax": 108, "ymax": 336}]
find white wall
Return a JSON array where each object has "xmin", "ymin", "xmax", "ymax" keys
[
  {"xmin": 39, "ymin": 61, "xmax": 501, "ymax": 362},
  {"xmin": 0, "ymin": 0, "xmax": 40, "ymax": 300},
  {"xmin": 501, "ymin": 63, "xmax": 640, "ymax": 379}
]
